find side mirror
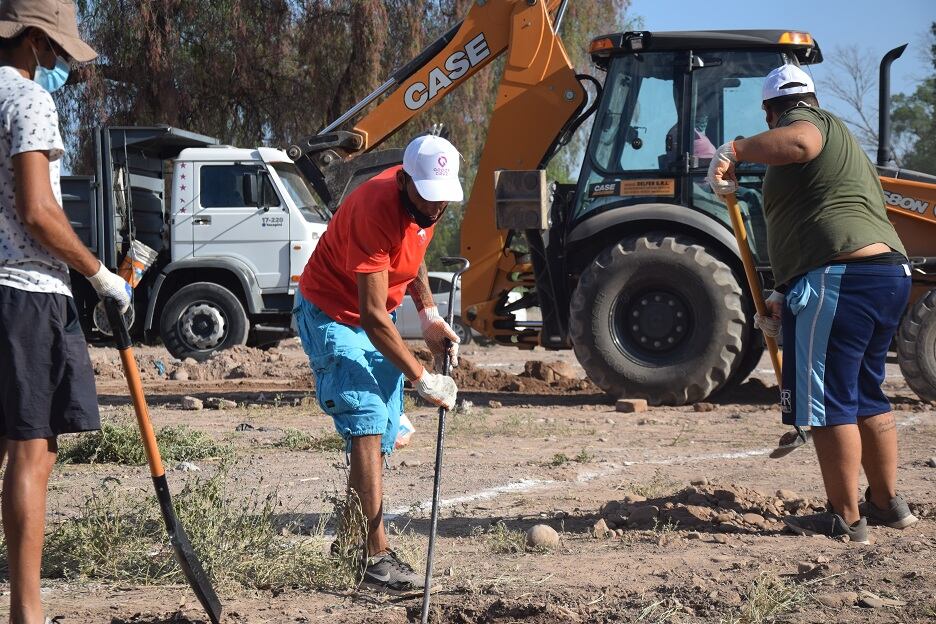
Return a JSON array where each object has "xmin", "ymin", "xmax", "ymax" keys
[
  {"xmin": 242, "ymin": 172, "xmax": 261, "ymax": 207},
  {"xmin": 242, "ymin": 171, "xmax": 271, "ymax": 211}
]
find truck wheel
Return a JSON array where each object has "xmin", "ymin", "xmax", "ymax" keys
[
  {"xmin": 570, "ymin": 233, "xmax": 745, "ymax": 405},
  {"xmin": 160, "ymin": 282, "xmax": 248, "ymax": 361},
  {"xmin": 453, "ymin": 316, "xmax": 473, "ymax": 346},
  {"xmin": 897, "ymin": 289, "xmax": 936, "ymax": 401}
]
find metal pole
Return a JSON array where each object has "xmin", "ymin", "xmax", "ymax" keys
[
  {"xmin": 320, "ymin": 78, "xmax": 397, "ymax": 135},
  {"xmin": 876, "ymin": 44, "xmax": 907, "ymax": 167},
  {"xmin": 554, "ymin": 0, "xmax": 569, "ymax": 33},
  {"xmin": 420, "ymin": 257, "xmax": 470, "ymax": 624}
]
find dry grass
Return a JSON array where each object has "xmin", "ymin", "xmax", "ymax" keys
[
  {"xmin": 40, "ymin": 461, "xmax": 366, "ymax": 592},
  {"xmin": 621, "ymin": 468, "xmax": 681, "ymax": 499},
  {"xmin": 636, "ymin": 597, "xmax": 684, "ymax": 623},
  {"xmin": 548, "ymin": 448, "xmax": 594, "ymax": 467},
  {"xmin": 720, "ymin": 573, "xmax": 807, "ymax": 624},
  {"xmin": 275, "ymin": 428, "xmax": 345, "ymax": 452},
  {"xmin": 472, "ymin": 521, "xmax": 533, "ymax": 555},
  {"xmin": 387, "ymin": 520, "xmax": 426, "ymax": 571},
  {"xmin": 57, "ymin": 421, "xmax": 226, "ymax": 465}
]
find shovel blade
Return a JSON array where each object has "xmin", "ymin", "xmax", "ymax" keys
[
  {"xmin": 153, "ymin": 474, "xmax": 222, "ymax": 624},
  {"xmin": 769, "ymin": 428, "xmax": 812, "ymax": 459}
]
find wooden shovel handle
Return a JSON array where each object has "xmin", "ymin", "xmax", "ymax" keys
[
  {"xmin": 105, "ymin": 299, "xmax": 166, "ymax": 478},
  {"xmin": 724, "ymin": 193, "xmax": 782, "ymax": 386}
]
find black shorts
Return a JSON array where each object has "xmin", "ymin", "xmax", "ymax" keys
[{"xmin": 0, "ymin": 286, "xmax": 100, "ymax": 440}]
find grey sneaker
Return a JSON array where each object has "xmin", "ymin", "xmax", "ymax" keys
[
  {"xmin": 782, "ymin": 511, "xmax": 870, "ymax": 544},
  {"xmin": 361, "ymin": 549, "xmax": 424, "ymax": 595},
  {"xmin": 862, "ymin": 488, "xmax": 918, "ymax": 529}
]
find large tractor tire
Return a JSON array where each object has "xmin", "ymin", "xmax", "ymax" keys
[
  {"xmin": 160, "ymin": 282, "xmax": 249, "ymax": 361},
  {"xmin": 570, "ymin": 232, "xmax": 745, "ymax": 405},
  {"xmin": 712, "ymin": 288, "xmax": 766, "ymax": 397},
  {"xmin": 897, "ymin": 289, "xmax": 936, "ymax": 401}
]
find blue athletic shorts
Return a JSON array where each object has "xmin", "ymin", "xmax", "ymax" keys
[
  {"xmin": 780, "ymin": 262, "xmax": 911, "ymax": 427},
  {"xmin": 293, "ymin": 292, "xmax": 404, "ymax": 455}
]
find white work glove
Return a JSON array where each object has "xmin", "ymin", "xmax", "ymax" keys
[
  {"xmin": 413, "ymin": 369, "xmax": 458, "ymax": 410},
  {"xmin": 87, "ymin": 261, "xmax": 133, "ymax": 313},
  {"xmin": 705, "ymin": 141, "xmax": 739, "ymax": 196},
  {"xmin": 419, "ymin": 306, "xmax": 460, "ymax": 372},
  {"xmin": 753, "ymin": 291, "xmax": 784, "ymax": 338}
]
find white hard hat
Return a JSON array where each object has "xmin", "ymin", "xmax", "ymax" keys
[
  {"xmin": 762, "ymin": 64, "xmax": 815, "ymax": 102},
  {"xmin": 402, "ymin": 135, "xmax": 464, "ymax": 203}
]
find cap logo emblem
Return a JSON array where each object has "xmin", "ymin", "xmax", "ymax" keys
[{"xmin": 433, "ymin": 154, "xmax": 450, "ymax": 177}]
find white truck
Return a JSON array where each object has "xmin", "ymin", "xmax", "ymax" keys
[{"xmin": 64, "ymin": 126, "xmax": 329, "ymax": 360}]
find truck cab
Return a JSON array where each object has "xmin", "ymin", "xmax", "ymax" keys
[{"xmin": 64, "ymin": 126, "xmax": 328, "ymax": 361}]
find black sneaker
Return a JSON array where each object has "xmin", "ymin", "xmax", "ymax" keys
[
  {"xmin": 360, "ymin": 549, "xmax": 424, "ymax": 595},
  {"xmin": 782, "ymin": 511, "xmax": 870, "ymax": 544},
  {"xmin": 861, "ymin": 487, "xmax": 918, "ymax": 529}
]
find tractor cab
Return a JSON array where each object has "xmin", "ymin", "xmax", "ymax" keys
[
  {"xmin": 575, "ymin": 30, "xmax": 822, "ymax": 268},
  {"xmin": 551, "ymin": 30, "xmax": 823, "ymax": 405}
]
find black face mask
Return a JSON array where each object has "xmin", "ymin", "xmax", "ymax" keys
[{"xmin": 399, "ymin": 186, "xmax": 444, "ymax": 229}]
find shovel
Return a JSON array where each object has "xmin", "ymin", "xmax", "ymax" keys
[
  {"xmin": 420, "ymin": 256, "xmax": 470, "ymax": 624},
  {"xmin": 722, "ymin": 194, "xmax": 810, "ymax": 458},
  {"xmin": 104, "ymin": 299, "xmax": 223, "ymax": 624}
]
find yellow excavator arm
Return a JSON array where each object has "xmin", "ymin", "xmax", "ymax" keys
[{"xmin": 290, "ymin": 0, "xmax": 586, "ymax": 345}]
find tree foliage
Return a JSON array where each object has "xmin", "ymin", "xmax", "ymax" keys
[
  {"xmin": 891, "ymin": 22, "xmax": 936, "ymax": 175},
  {"xmin": 821, "ymin": 24, "xmax": 936, "ymax": 175},
  {"xmin": 819, "ymin": 45, "xmax": 880, "ymax": 153},
  {"xmin": 59, "ymin": 1, "xmax": 634, "ymax": 267}
]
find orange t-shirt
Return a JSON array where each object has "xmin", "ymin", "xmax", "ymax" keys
[{"xmin": 299, "ymin": 165, "xmax": 434, "ymax": 326}]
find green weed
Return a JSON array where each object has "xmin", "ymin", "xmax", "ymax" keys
[
  {"xmin": 622, "ymin": 468, "xmax": 681, "ymax": 499},
  {"xmin": 57, "ymin": 421, "xmax": 226, "ymax": 465},
  {"xmin": 473, "ymin": 521, "xmax": 528, "ymax": 555},
  {"xmin": 41, "ymin": 462, "xmax": 365, "ymax": 591},
  {"xmin": 275, "ymin": 429, "xmax": 344, "ymax": 452}
]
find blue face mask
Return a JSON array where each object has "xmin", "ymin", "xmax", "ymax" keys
[{"xmin": 31, "ymin": 41, "xmax": 70, "ymax": 93}]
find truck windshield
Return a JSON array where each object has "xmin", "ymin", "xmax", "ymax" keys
[{"xmin": 270, "ymin": 162, "xmax": 329, "ymax": 221}]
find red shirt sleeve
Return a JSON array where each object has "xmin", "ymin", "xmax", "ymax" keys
[{"xmin": 343, "ymin": 191, "xmax": 398, "ymax": 274}]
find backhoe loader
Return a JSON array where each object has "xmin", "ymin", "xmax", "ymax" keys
[{"xmin": 288, "ymin": 0, "xmax": 936, "ymax": 405}]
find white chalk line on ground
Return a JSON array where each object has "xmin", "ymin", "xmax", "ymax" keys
[
  {"xmin": 387, "ymin": 412, "xmax": 923, "ymax": 520},
  {"xmin": 387, "ymin": 449, "xmax": 772, "ymax": 520}
]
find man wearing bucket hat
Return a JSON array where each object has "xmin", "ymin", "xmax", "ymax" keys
[
  {"xmin": 0, "ymin": 1, "xmax": 131, "ymax": 621},
  {"xmin": 706, "ymin": 64, "xmax": 914, "ymax": 544},
  {"xmin": 294, "ymin": 134, "xmax": 462, "ymax": 594}
]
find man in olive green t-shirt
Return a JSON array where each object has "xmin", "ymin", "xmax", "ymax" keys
[{"xmin": 706, "ymin": 64, "xmax": 916, "ymax": 544}]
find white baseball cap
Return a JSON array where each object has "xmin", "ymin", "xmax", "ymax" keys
[
  {"xmin": 402, "ymin": 135, "xmax": 463, "ymax": 203},
  {"xmin": 762, "ymin": 64, "xmax": 815, "ymax": 102}
]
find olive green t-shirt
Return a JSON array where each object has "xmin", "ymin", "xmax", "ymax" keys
[{"xmin": 762, "ymin": 106, "xmax": 906, "ymax": 286}]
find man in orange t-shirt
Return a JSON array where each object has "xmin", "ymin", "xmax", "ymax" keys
[{"xmin": 294, "ymin": 135, "xmax": 462, "ymax": 594}]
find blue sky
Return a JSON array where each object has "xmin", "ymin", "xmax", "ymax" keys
[{"xmin": 627, "ymin": 0, "xmax": 933, "ymax": 117}]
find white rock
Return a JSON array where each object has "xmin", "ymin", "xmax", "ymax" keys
[
  {"xmin": 526, "ymin": 524, "xmax": 560, "ymax": 549},
  {"xmin": 181, "ymin": 396, "xmax": 203, "ymax": 410}
]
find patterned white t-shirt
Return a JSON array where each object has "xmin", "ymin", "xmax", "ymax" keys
[{"xmin": 0, "ymin": 65, "xmax": 71, "ymax": 296}]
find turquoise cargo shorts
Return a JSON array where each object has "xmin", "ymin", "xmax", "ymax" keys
[{"xmin": 293, "ymin": 292, "xmax": 404, "ymax": 455}]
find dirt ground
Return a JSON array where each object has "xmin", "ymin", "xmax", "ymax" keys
[{"xmin": 2, "ymin": 339, "xmax": 934, "ymax": 623}]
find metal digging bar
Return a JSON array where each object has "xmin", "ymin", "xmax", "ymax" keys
[
  {"xmin": 722, "ymin": 194, "xmax": 811, "ymax": 458},
  {"xmin": 104, "ymin": 299, "xmax": 223, "ymax": 624},
  {"xmin": 420, "ymin": 256, "xmax": 470, "ymax": 624}
]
